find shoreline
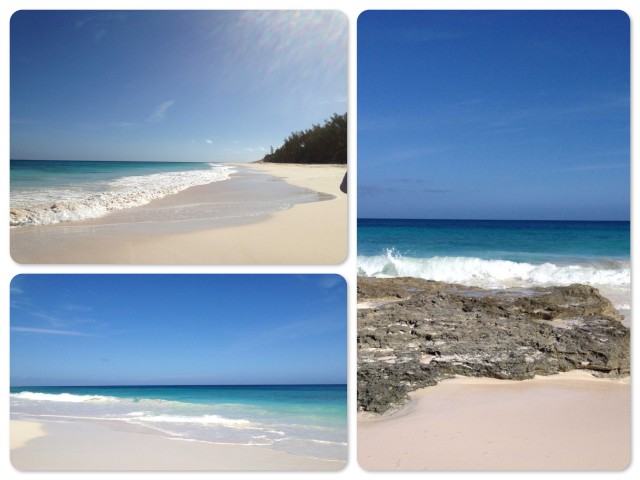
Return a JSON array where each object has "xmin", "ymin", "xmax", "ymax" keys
[
  {"xmin": 358, "ymin": 371, "xmax": 630, "ymax": 470},
  {"xmin": 10, "ymin": 162, "xmax": 347, "ymax": 264},
  {"xmin": 11, "ymin": 417, "xmax": 344, "ymax": 471},
  {"xmin": 357, "ymin": 276, "xmax": 631, "ymax": 470}
]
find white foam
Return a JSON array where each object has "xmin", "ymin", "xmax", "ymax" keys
[
  {"xmin": 357, "ymin": 250, "xmax": 630, "ymax": 290},
  {"xmin": 10, "ymin": 391, "xmax": 117, "ymax": 403},
  {"xmin": 10, "ymin": 164, "xmax": 235, "ymax": 227},
  {"xmin": 129, "ymin": 414, "xmax": 251, "ymax": 427}
]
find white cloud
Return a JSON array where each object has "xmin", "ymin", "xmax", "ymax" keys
[
  {"xmin": 205, "ymin": 139, "xmax": 213, "ymax": 144},
  {"xmin": 147, "ymin": 100, "xmax": 175, "ymax": 123},
  {"xmin": 318, "ymin": 275, "xmax": 343, "ymax": 290},
  {"xmin": 62, "ymin": 303, "xmax": 93, "ymax": 313},
  {"xmin": 11, "ymin": 327, "xmax": 91, "ymax": 336}
]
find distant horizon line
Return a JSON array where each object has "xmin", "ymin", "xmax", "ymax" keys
[
  {"xmin": 10, "ymin": 383, "xmax": 347, "ymax": 388},
  {"xmin": 10, "ymin": 158, "xmax": 227, "ymax": 164},
  {"xmin": 358, "ymin": 217, "xmax": 630, "ymax": 223}
]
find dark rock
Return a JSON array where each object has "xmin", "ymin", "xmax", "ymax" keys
[
  {"xmin": 357, "ymin": 277, "xmax": 630, "ymax": 414},
  {"xmin": 339, "ymin": 172, "xmax": 347, "ymax": 193}
]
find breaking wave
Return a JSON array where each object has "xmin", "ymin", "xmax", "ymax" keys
[
  {"xmin": 10, "ymin": 164, "xmax": 235, "ymax": 227},
  {"xmin": 357, "ymin": 249, "xmax": 630, "ymax": 290},
  {"xmin": 10, "ymin": 391, "xmax": 117, "ymax": 403}
]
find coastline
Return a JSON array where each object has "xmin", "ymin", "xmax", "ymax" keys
[
  {"xmin": 11, "ymin": 418, "xmax": 343, "ymax": 471},
  {"xmin": 358, "ymin": 371, "xmax": 630, "ymax": 471},
  {"xmin": 10, "ymin": 163, "xmax": 347, "ymax": 264},
  {"xmin": 356, "ymin": 276, "xmax": 631, "ymax": 470}
]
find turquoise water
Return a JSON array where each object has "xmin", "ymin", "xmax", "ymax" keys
[
  {"xmin": 10, "ymin": 384, "xmax": 347, "ymax": 461},
  {"xmin": 358, "ymin": 219, "xmax": 630, "ymax": 306},
  {"xmin": 10, "ymin": 160, "xmax": 235, "ymax": 227},
  {"xmin": 11, "ymin": 160, "xmax": 216, "ymax": 190}
]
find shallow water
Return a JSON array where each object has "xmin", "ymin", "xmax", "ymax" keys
[{"xmin": 10, "ymin": 384, "xmax": 347, "ymax": 461}]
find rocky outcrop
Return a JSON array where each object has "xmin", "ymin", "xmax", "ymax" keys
[{"xmin": 357, "ymin": 277, "xmax": 630, "ymax": 413}]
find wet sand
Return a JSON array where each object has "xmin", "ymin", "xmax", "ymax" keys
[
  {"xmin": 10, "ymin": 163, "xmax": 347, "ymax": 264},
  {"xmin": 11, "ymin": 418, "xmax": 343, "ymax": 471}
]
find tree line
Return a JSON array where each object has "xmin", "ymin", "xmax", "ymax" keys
[{"xmin": 260, "ymin": 113, "xmax": 347, "ymax": 164}]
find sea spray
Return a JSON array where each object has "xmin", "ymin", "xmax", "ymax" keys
[{"xmin": 357, "ymin": 250, "xmax": 630, "ymax": 291}]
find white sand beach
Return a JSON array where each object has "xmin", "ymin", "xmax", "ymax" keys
[
  {"xmin": 10, "ymin": 163, "xmax": 347, "ymax": 264},
  {"xmin": 358, "ymin": 371, "xmax": 630, "ymax": 471},
  {"xmin": 132, "ymin": 163, "xmax": 347, "ymax": 265},
  {"xmin": 10, "ymin": 418, "xmax": 344, "ymax": 471},
  {"xmin": 10, "ymin": 420, "xmax": 47, "ymax": 450}
]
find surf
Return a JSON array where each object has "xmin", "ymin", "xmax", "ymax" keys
[{"xmin": 357, "ymin": 249, "xmax": 630, "ymax": 291}]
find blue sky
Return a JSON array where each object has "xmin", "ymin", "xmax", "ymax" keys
[
  {"xmin": 10, "ymin": 10, "xmax": 347, "ymax": 162},
  {"xmin": 10, "ymin": 275, "xmax": 346, "ymax": 386},
  {"xmin": 358, "ymin": 11, "xmax": 630, "ymax": 221}
]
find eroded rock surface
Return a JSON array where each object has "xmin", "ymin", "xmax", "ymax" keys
[{"xmin": 357, "ymin": 277, "xmax": 630, "ymax": 413}]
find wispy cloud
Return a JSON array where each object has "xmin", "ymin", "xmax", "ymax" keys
[
  {"xmin": 294, "ymin": 275, "xmax": 345, "ymax": 292},
  {"xmin": 29, "ymin": 311, "xmax": 66, "ymax": 326},
  {"xmin": 317, "ymin": 276, "xmax": 343, "ymax": 290},
  {"xmin": 383, "ymin": 146, "xmax": 449, "ymax": 163},
  {"xmin": 146, "ymin": 100, "xmax": 175, "ymax": 123},
  {"xmin": 205, "ymin": 139, "xmax": 213, "ymax": 144},
  {"xmin": 61, "ymin": 303, "xmax": 93, "ymax": 313},
  {"xmin": 359, "ymin": 184, "xmax": 450, "ymax": 197},
  {"xmin": 11, "ymin": 327, "xmax": 91, "ymax": 337},
  {"xmin": 75, "ymin": 13, "xmax": 127, "ymax": 41},
  {"xmin": 12, "ymin": 300, "xmax": 95, "ymax": 329}
]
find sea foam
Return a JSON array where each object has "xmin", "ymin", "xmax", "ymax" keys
[
  {"xmin": 128, "ymin": 414, "xmax": 252, "ymax": 427},
  {"xmin": 10, "ymin": 391, "xmax": 117, "ymax": 403},
  {"xmin": 10, "ymin": 164, "xmax": 235, "ymax": 227},
  {"xmin": 357, "ymin": 249, "xmax": 630, "ymax": 290}
]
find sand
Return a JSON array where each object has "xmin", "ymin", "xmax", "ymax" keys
[
  {"xmin": 10, "ymin": 163, "xmax": 347, "ymax": 264},
  {"xmin": 358, "ymin": 371, "xmax": 630, "ymax": 471},
  {"xmin": 10, "ymin": 420, "xmax": 47, "ymax": 450},
  {"xmin": 133, "ymin": 163, "xmax": 348, "ymax": 264},
  {"xmin": 10, "ymin": 418, "xmax": 344, "ymax": 471}
]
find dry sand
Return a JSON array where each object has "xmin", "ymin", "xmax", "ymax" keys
[
  {"xmin": 358, "ymin": 371, "xmax": 630, "ymax": 471},
  {"xmin": 10, "ymin": 420, "xmax": 47, "ymax": 450},
  {"xmin": 10, "ymin": 163, "xmax": 347, "ymax": 264},
  {"xmin": 10, "ymin": 419, "xmax": 343, "ymax": 471}
]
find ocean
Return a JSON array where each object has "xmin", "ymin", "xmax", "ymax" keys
[
  {"xmin": 9, "ymin": 160, "xmax": 324, "ymax": 227},
  {"xmin": 10, "ymin": 160, "xmax": 236, "ymax": 227},
  {"xmin": 10, "ymin": 384, "xmax": 347, "ymax": 462},
  {"xmin": 358, "ymin": 219, "xmax": 630, "ymax": 318}
]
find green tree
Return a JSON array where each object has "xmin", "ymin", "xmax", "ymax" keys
[{"xmin": 261, "ymin": 113, "xmax": 347, "ymax": 164}]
